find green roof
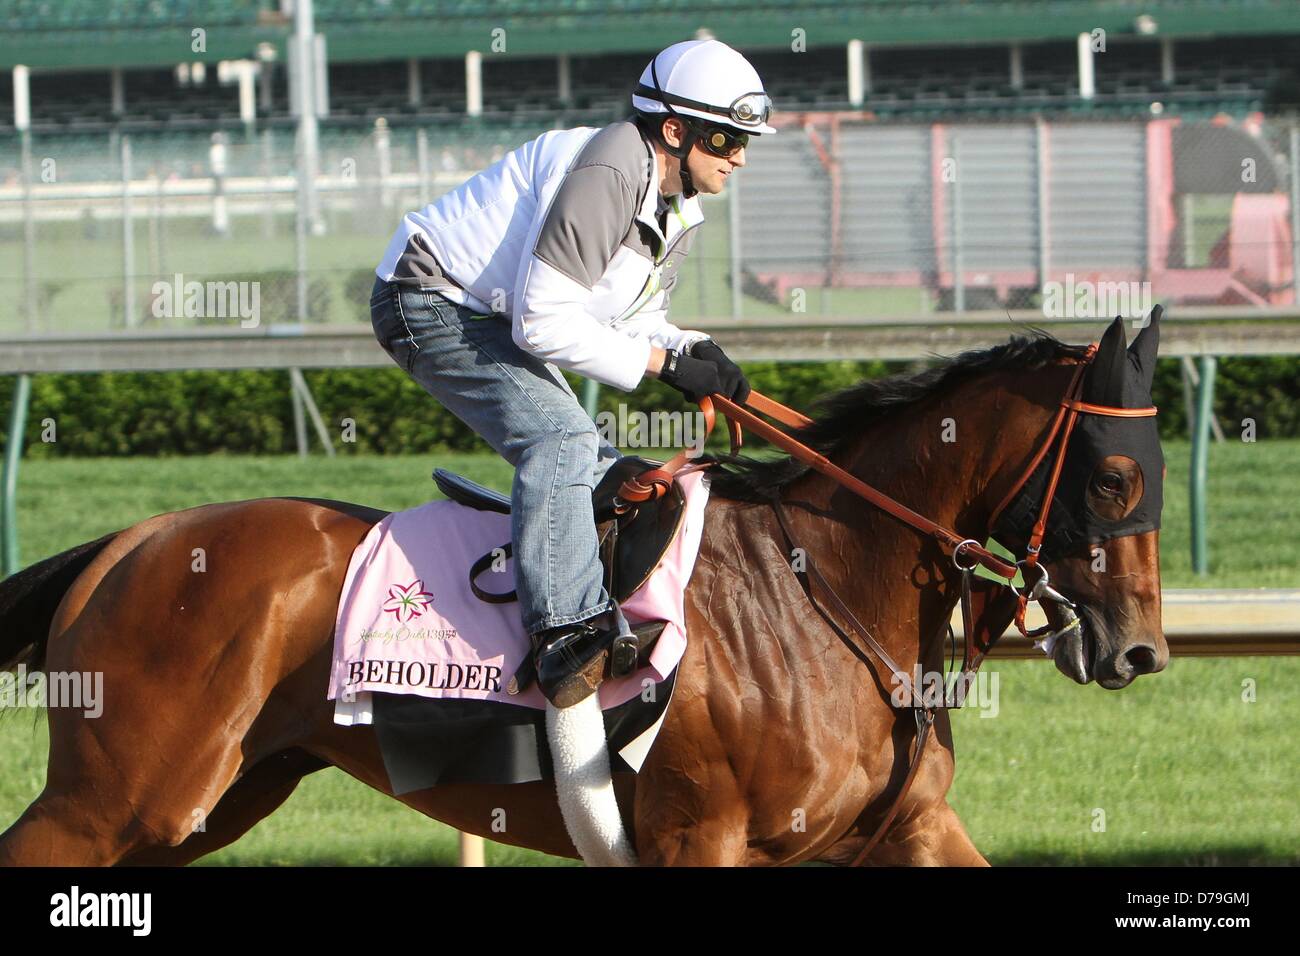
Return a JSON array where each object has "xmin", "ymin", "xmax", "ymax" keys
[{"xmin": 3, "ymin": 1, "xmax": 1300, "ymax": 69}]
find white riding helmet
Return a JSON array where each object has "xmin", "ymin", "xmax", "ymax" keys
[{"xmin": 632, "ymin": 39, "xmax": 777, "ymax": 136}]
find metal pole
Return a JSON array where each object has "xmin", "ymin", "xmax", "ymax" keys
[
  {"xmin": 121, "ymin": 135, "xmax": 136, "ymax": 328},
  {"xmin": 110, "ymin": 66, "xmax": 125, "ymax": 116},
  {"xmin": 847, "ymin": 40, "xmax": 865, "ymax": 107},
  {"xmin": 1035, "ymin": 119, "xmax": 1050, "ymax": 293},
  {"xmin": 261, "ymin": 126, "xmax": 274, "ymax": 239},
  {"xmin": 295, "ymin": 154, "xmax": 308, "ymax": 322},
  {"xmin": 375, "ymin": 117, "xmax": 392, "ymax": 211},
  {"xmin": 582, "ymin": 378, "xmax": 600, "ymax": 422},
  {"xmin": 2, "ymin": 374, "xmax": 31, "ymax": 578},
  {"xmin": 416, "ymin": 127, "xmax": 430, "ymax": 202},
  {"xmin": 1290, "ymin": 124, "xmax": 1299, "ymax": 305},
  {"xmin": 465, "ymin": 50, "xmax": 483, "ymax": 117},
  {"xmin": 1077, "ymin": 32, "xmax": 1095, "ymax": 100},
  {"xmin": 211, "ymin": 132, "xmax": 230, "ymax": 236},
  {"xmin": 313, "ymin": 33, "xmax": 330, "ymax": 120},
  {"xmin": 729, "ymin": 171, "xmax": 743, "ymax": 318},
  {"xmin": 291, "ymin": 369, "xmax": 308, "ymax": 457},
  {"xmin": 407, "ymin": 57, "xmax": 421, "ymax": 107},
  {"xmin": 1009, "ymin": 43, "xmax": 1024, "ymax": 90},
  {"xmin": 1190, "ymin": 355, "xmax": 1216, "ymax": 575},
  {"xmin": 290, "ymin": 367, "xmax": 336, "ymax": 456},
  {"xmin": 292, "ymin": 0, "xmax": 321, "ymax": 238},
  {"xmin": 557, "ymin": 54, "xmax": 571, "ymax": 107},
  {"xmin": 951, "ymin": 136, "xmax": 965, "ymax": 312},
  {"xmin": 238, "ymin": 61, "xmax": 256, "ymax": 130},
  {"xmin": 15, "ymin": 65, "xmax": 36, "ymax": 334},
  {"xmin": 1181, "ymin": 355, "xmax": 1225, "ymax": 442},
  {"xmin": 1179, "ymin": 356, "xmax": 1195, "ymax": 442},
  {"xmin": 20, "ymin": 128, "xmax": 36, "ymax": 334},
  {"xmin": 149, "ymin": 168, "xmax": 163, "ymax": 295}
]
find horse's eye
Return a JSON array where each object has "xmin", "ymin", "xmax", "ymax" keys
[{"xmin": 1096, "ymin": 473, "xmax": 1123, "ymax": 495}]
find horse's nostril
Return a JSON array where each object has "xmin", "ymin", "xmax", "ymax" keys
[{"xmin": 1125, "ymin": 644, "xmax": 1158, "ymax": 675}]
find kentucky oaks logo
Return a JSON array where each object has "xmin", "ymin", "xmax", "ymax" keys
[{"xmin": 383, "ymin": 580, "xmax": 434, "ymax": 622}]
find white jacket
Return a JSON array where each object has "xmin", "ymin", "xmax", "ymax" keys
[{"xmin": 375, "ymin": 120, "xmax": 711, "ymax": 391}]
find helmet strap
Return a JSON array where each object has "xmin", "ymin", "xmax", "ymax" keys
[
  {"xmin": 675, "ymin": 128, "xmax": 700, "ymax": 199},
  {"xmin": 642, "ymin": 55, "xmax": 701, "ymax": 198}
]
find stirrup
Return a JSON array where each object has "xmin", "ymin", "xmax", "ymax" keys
[
  {"xmin": 507, "ymin": 617, "xmax": 667, "ymax": 697},
  {"xmin": 533, "ymin": 611, "xmax": 621, "ymax": 708}
]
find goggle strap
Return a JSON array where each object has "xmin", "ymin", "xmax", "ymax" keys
[{"xmin": 634, "ymin": 83, "xmax": 770, "ymax": 127}]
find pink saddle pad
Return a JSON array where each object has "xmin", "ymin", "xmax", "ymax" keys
[{"xmin": 328, "ymin": 466, "xmax": 709, "ymax": 712}]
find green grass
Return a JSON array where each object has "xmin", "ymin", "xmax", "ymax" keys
[
  {"xmin": 949, "ymin": 657, "xmax": 1297, "ymax": 865},
  {"xmin": 1, "ymin": 441, "xmax": 1297, "ymax": 864},
  {"xmin": 14, "ymin": 439, "xmax": 1299, "ymax": 587}
]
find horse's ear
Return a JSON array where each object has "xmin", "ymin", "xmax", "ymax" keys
[
  {"xmin": 1083, "ymin": 315, "xmax": 1128, "ymax": 405},
  {"xmin": 1127, "ymin": 304, "xmax": 1162, "ymax": 390}
]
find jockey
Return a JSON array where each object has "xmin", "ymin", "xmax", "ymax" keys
[{"xmin": 369, "ymin": 38, "xmax": 774, "ymax": 708}]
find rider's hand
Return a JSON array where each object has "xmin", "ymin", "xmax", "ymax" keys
[
  {"xmin": 658, "ymin": 349, "xmax": 724, "ymax": 403},
  {"xmin": 690, "ymin": 339, "xmax": 751, "ymax": 404}
]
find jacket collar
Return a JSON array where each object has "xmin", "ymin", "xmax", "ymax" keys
[{"xmin": 634, "ymin": 125, "xmax": 705, "ymax": 249}]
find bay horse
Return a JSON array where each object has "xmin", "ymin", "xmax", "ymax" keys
[{"xmin": 0, "ymin": 318, "xmax": 1167, "ymax": 866}]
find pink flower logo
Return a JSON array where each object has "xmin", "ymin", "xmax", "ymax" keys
[{"xmin": 382, "ymin": 579, "xmax": 435, "ymax": 622}]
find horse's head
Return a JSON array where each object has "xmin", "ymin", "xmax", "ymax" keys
[{"xmin": 993, "ymin": 310, "xmax": 1168, "ymax": 689}]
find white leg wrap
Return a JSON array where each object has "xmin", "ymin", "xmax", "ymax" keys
[{"xmin": 546, "ymin": 694, "xmax": 638, "ymax": 867}]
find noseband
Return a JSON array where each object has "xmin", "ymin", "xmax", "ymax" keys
[{"xmin": 614, "ymin": 342, "xmax": 1157, "ymax": 863}]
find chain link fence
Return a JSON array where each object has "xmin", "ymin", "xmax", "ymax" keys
[
  {"xmin": 2, "ymin": 111, "xmax": 1298, "ymax": 336},
  {"xmin": 740, "ymin": 112, "xmax": 1300, "ymax": 317}
]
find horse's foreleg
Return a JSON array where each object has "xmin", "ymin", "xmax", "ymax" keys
[
  {"xmin": 824, "ymin": 799, "xmax": 988, "ymax": 867},
  {"xmin": 631, "ymin": 754, "xmax": 751, "ymax": 865}
]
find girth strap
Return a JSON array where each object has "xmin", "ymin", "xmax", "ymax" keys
[{"xmin": 771, "ymin": 498, "xmax": 934, "ymax": 866}]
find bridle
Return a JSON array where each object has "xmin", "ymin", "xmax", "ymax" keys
[{"xmin": 614, "ymin": 343, "xmax": 1157, "ymax": 864}]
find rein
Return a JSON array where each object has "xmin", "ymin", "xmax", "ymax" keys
[{"xmin": 614, "ymin": 344, "xmax": 1156, "ymax": 864}]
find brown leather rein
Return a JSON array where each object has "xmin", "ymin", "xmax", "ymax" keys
[{"xmin": 613, "ymin": 343, "xmax": 1156, "ymax": 864}]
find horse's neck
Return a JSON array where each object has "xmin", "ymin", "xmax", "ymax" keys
[{"xmin": 712, "ymin": 365, "xmax": 1069, "ymax": 673}]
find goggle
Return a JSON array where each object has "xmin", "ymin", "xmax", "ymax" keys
[
  {"xmin": 635, "ymin": 83, "xmax": 775, "ymax": 131},
  {"xmin": 688, "ymin": 120, "xmax": 750, "ymax": 158}
]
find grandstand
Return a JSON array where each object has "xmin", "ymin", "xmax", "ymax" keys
[{"xmin": 2, "ymin": 1, "xmax": 1300, "ymax": 135}]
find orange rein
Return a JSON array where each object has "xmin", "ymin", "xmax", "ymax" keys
[{"xmin": 615, "ymin": 344, "xmax": 1157, "ymax": 639}]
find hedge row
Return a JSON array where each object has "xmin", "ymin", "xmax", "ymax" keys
[{"xmin": 0, "ymin": 356, "xmax": 1295, "ymax": 457}]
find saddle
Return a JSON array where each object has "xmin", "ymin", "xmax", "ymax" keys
[{"xmin": 432, "ymin": 454, "xmax": 687, "ymax": 669}]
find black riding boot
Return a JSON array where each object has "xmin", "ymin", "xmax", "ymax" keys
[{"xmin": 529, "ymin": 606, "xmax": 625, "ymax": 709}]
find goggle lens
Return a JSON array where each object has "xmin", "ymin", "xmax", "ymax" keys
[
  {"xmin": 699, "ymin": 126, "xmax": 749, "ymax": 157},
  {"xmin": 730, "ymin": 92, "xmax": 773, "ymax": 128}
]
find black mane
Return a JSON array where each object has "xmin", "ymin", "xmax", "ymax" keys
[{"xmin": 703, "ymin": 329, "xmax": 1090, "ymax": 502}]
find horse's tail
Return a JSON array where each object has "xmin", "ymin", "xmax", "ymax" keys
[{"xmin": 0, "ymin": 532, "xmax": 119, "ymax": 676}]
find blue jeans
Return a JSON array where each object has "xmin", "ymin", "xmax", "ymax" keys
[{"xmin": 369, "ymin": 277, "xmax": 622, "ymax": 634}]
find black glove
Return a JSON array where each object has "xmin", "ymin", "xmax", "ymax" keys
[
  {"xmin": 658, "ymin": 349, "xmax": 723, "ymax": 403},
  {"xmin": 689, "ymin": 339, "xmax": 751, "ymax": 403}
]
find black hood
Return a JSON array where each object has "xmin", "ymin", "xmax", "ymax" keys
[{"xmin": 993, "ymin": 309, "xmax": 1164, "ymax": 561}]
